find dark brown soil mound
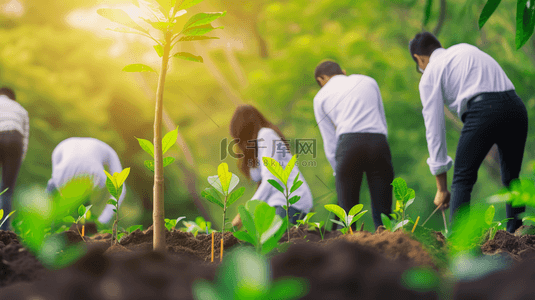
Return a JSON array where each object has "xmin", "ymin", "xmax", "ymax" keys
[
  {"xmin": 278, "ymin": 224, "xmax": 343, "ymax": 243},
  {"xmin": 481, "ymin": 230, "xmax": 535, "ymax": 260},
  {"xmin": 271, "ymin": 239, "xmax": 439, "ymax": 300},
  {"xmin": 0, "ymin": 230, "xmax": 46, "ymax": 287}
]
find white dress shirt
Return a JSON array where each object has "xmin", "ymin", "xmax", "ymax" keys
[
  {"xmin": 313, "ymin": 74, "xmax": 388, "ymax": 173},
  {"xmin": 0, "ymin": 95, "xmax": 29, "ymax": 161},
  {"xmin": 249, "ymin": 127, "xmax": 313, "ymax": 213},
  {"xmin": 419, "ymin": 43, "xmax": 515, "ymax": 175},
  {"xmin": 47, "ymin": 137, "xmax": 126, "ymax": 224}
]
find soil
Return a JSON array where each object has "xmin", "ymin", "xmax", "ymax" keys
[
  {"xmin": 481, "ymin": 229, "xmax": 535, "ymax": 261},
  {"xmin": 0, "ymin": 230, "xmax": 46, "ymax": 287}
]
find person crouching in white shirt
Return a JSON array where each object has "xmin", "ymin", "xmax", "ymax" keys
[
  {"xmin": 229, "ymin": 105, "xmax": 313, "ymax": 228},
  {"xmin": 409, "ymin": 31, "xmax": 528, "ymax": 233},
  {"xmin": 313, "ymin": 60, "xmax": 394, "ymax": 230}
]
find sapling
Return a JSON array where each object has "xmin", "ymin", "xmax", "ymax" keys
[
  {"xmin": 484, "ymin": 205, "xmax": 510, "ymax": 240},
  {"xmin": 324, "ymin": 204, "xmax": 367, "ymax": 234},
  {"xmin": 164, "ymin": 215, "xmax": 186, "ymax": 231},
  {"xmin": 201, "ymin": 163, "xmax": 245, "ymax": 260},
  {"xmin": 295, "ymin": 212, "xmax": 325, "ymax": 240},
  {"xmin": 381, "ymin": 177, "xmax": 415, "ymax": 232},
  {"xmin": 180, "ymin": 216, "xmax": 214, "ymax": 236},
  {"xmin": 262, "ymin": 154, "xmax": 303, "ymax": 243},
  {"xmin": 103, "ymin": 167, "xmax": 131, "ymax": 245},
  {"xmin": 63, "ymin": 204, "xmax": 92, "ymax": 241},
  {"xmin": 97, "ymin": 0, "xmax": 226, "ymax": 251}
]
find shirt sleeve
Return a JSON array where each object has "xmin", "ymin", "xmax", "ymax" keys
[
  {"xmin": 21, "ymin": 110, "xmax": 29, "ymax": 162},
  {"xmin": 419, "ymin": 78, "xmax": 453, "ymax": 176},
  {"xmin": 313, "ymin": 97, "xmax": 337, "ymax": 174},
  {"xmin": 250, "ymin": 128, "xmax": 285, "ymax": 202},
  {"xmin": 98, "ymin": 144, "xmax": 126, "ymax": 224}
]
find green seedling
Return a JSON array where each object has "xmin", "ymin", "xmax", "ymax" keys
[
  {"xmin": 0, "ymin": 187, "xmax": 15, "ymax": 230},
  {"xmin": 63, "ymin": 204, "xmax": 92, "ymax": 241},
  {"xmin": 180, "ymin": 216, "xmax": 215, "ymax": 237},
  {"xmin": 104, "ymin": 167, "xmax": 131, "ymax": 245},
  {"xmin": 484, "ymin": 205, "xmax": 510, "ymax": 240},
  {"xmin": 100, "ymin": 224, "xmax": 143, "ymax": 242},
  {"xmin": 324, "ymin": 204, "xmax": 367, "ymax": 234},
  {"xmin": 97, "ymin": 0, "xmax": 225, "ymax": 252},
  {"xmin": 136, "ymin": 126, "xmax": 178, "ymax": 172},
  {"xmin": 263, "ymin": 154, "xmax": 303, "ymax": 242},
  {"xmin": 193, "ymin": 246, "xmax": 308, "ymax": 300},
  {"xmin": 164, "ymin": 216, "xmax": 186, "ymax": 231},
  {"xmin": 295, "ymin": 212, "xmax": 325, "ymax": 240},
  {"xmin": 381, "ymin": 177, "xmax": 415, "ymax": 232},
  {"xmin": 233, "ymin": 200, "xmax": 288, "ymax": 255}
]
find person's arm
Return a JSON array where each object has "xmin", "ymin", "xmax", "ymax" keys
[
  {"xmin": 313, "ymin": 97, "xmax": 337, "ymax": 175},
  {"xmin": 434, "ymin": 172, "xmax": 450, "ymax": 209}
]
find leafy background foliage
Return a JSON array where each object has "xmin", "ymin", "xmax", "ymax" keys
[{"xmin": 4, "ymin": 0, "xmax": 535, "ymax": 231}]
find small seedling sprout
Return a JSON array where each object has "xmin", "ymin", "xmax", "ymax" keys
[{"xmin": 104, "ymin": 167, "xmax": 130, "ymax": 245}]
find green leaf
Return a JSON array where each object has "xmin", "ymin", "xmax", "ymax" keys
[
  {"xmin": 127, "ymin": 225, "xmax": 142, "ymax": 233},
  {"xmin": 348, "ymin": 204, "xmax": 364, "ymax": 216},
  {"xmin": 392, "ymin": 178, "xmax": 408, "ymax": 202},
  {"xmin": 122, "ymin": 64, "xmax": 156, "ymax": 72},
  {"xmin": 516, "ymin": 0, "xmax": 535, "ymax": 49},
  {"xmin": 330, "ymin": 219, "xmax": 345, "ymax": 227},
  {"xmin": 261, "ymin": 217, "xmax": 287, "ymax": 255},
  {"xmin": 163, "ymin": 157, "xmax": 175, "ymax": 168},
  {"xmin": 405, "ymin": 198, "xmax": 415, "ymax": 210},
  {"xmin": 105, "ymin": 176, "xmax": 118, "ymax": 199},
  {"xmin": 97, "ymin": 8, "xmax": 148, "ymax": 33},
  {"xmin": 178, "ymin": 36, "xmax": 219, "ymax": 42},
  {"xmin": 290, "ymin": 180, "xmax": 303, "ymax": 195},
  {"xmin": 479, "ymin": 0, "xmax": 502, "ymax": 29},
  {"xmin": 182, "ymin": 24, "xmax": 224, "ymax": 36},
  {"xmin": 136, "ymin": 137, "xmax": 154, "ymax": 158},
  {"xmin": 423, "ymin": 0, "xmax": 433, "ymax": 26},
  {"xmin": 183, "ymin": 11, "xmax": 227, "ymax": 31},
  {"xmin": 324, "ymin": 204, "xmax": 347, "ymax": 225},
  {"xmin": 153, "ymin": 44, "xmax": 164, "ymax": 57},
  {"xmin": 177, "ymin": 0, "xmax": 205, "ymax": 10},
  {"xmin": 406, "ymin": 188, "xmax": 415, "ymax": 202},
  {"xmin": 381, "ymin": 213, "xmax": 392, "ymax": 230},
  {"xmin": 263, "ymin": 157, "xmax": 286, "ymax": 184},
  {"xmin": 227, "ymin": 173, "xmax": 240, "ymax": 194},
  {"xmin": 154, "ymin": 0, "xmax": 173, "ymax": 16},
  {"xmin": 207, "ymin": 175, "xmax": 223, "ymax": 194},
  {"xmin": 173, "ymin": 52, "xmax": 203, "ymax": 63},
  {"xmin": 393, "ymin": 220, "xmax": 409, "ymax": 231},
  {"xmin": 0, "ymin": 188, "xmax": 6, "ymax": 196},
  {"xmin": 485, "ymin": 205, "xmax": 495, "ymax": 225},
  {"xmin": 115, "ymin": 168, "xmax": 130, "ymax": 188},
  {"xmin": 293, "ymin": 172, "xmax": 300, "ymax": 187},
  {"xmin": 0, "ymin": 209, "xmax": 3, "ymax": 221},
  {"xmin": 255, "ymin": 202, "xmax": 276, "ymax": 236},
  {"xmin": 349, "ymin": 210, "xmax": 368, "ymax": 226},
  {"xmin": 162, "ymin": 127, "xmax": 178, "ymax": 154},
  {"xmin": 107, "ymin": 199, "xmax": 118, "ymax": 206},
  {"xmin": 289, "ymin": 195, "xmax": 301, "ymax": 205},
  {"xmin": 268, "ymin": 179, "xmax": 285, "ymax": 194},
  {"xmin": 239, "ymin": 205, "xmax": 257, "ymax": 240},
  {"xmin": 233, "ymin": 230, "xmax": 255, "ymax": 245},
  {"xmin": 144, "ymin": 160, "xmax": 155, "ymax": 172},
  {"xmin": 260, "ymin": 215, "xmax": 283, "ymax": 245},
  {"xmin": 103, "ymin": 170, "xmax": 116, "ymax": 188},
  {"xmin": 78, "ymin": 204, "xmax": 86, "ymax": 217},
  {"xmin": 227, "ymin": 187, "xmax": 245, "ymax": 207},
  {"xmin": 282, "ymin": 155, "xmax": 298, "ymax": 184},
  {"xmin": 63, "ymin": 216, "xmax": 76, "ymax": 223},
  {"xmin": 201, "ymin": 188, "xmax": 224, "ymax": 208},
  {"xmin": 217, "ymin": 163, "xmax": 232, "ymax": 195},
  {"xmin": 268, "ymin": 278, "xmax": 309, "ymax": 299}
]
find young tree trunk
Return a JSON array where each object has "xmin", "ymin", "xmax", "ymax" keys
[{"xmin": 153, "ymin": 32, "xmax": 172, "ymax": 251}]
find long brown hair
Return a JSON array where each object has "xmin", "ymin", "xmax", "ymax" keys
[{"xmin": 230, "ymin": 105, "xmax": 289, "ymax": 180}]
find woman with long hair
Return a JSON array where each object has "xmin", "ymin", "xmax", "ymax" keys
[{"xmin": 229, "ymin": 105, "xmax": 313, "ymax": 227}]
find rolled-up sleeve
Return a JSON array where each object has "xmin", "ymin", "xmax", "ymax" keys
[{"xmin": 419, "ymin": 79, "xmax": 453, "ymax": 175}]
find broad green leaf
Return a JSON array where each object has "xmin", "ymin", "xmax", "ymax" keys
[
  {"xmin": 324, "ymin": 204, "xmax": 347, "ymax": 225},
  {"xmin": 183, "ymin": 11, "xmax": 227, "ymax": 31},
  {"xmin": 162, "ymin": 127, "xmax": 178, "ymax": 154},
  {"xmin": 479, "ymin": 0, "xmax": 502, "ymax": 29},
  {"xmin": 173, "ymin": 52, "xmax": 203, "ymax": 63},
  {"xmin": 107, "ymin": 199, "xmax": 118, "ymax": 206},
  {"xmin": 255, "ymin": 202, "xmax": 276, "ymax": 236},
  {"xmin": 330, "ymin": 219, "xmax": 346, "ymax": 227},
  {"xmin": 393, "ymin": 220, "xmax": 409, "ymax": 231},
  {"xmin": 293, "ymin": 172, "xmax": 300, "ymax": 187},
  {"xmin": 423, "ymin": 0, "xmax": 433, "ymax": 26},
  {"xmin": 177, "ymin": 0, "xmax": 205, "ymax": 10},
  {"xmin": 97, "ymin": 8, "xmax": 147, "ymax": 33},
  {"xmin": 268, "ymin": 179, "xmax": 284, "ymax": 194},
  {"xmin": 217, "ymin": 163, "xmax": 232, "ymax": 195},
  {"xmin": 261, "ymin": 217, "xmax": 287, "ymax": 255},
  {"xmin": 182, "ymin": 24, "xmax": 223, "ymax": 36},
  {"xmin": 201, "ymin": 188, "xmax": 224, "ymax": 208},
  {"xmin": 153, "ymin": 44, "xmax": 164, "ymax": 57},
  {"xmin": 290, "ymin": 180, "xmax": 303, "ymax": 195},
  {"xmin": 127, "ymin": 225, "xmax": 142, "ymax": 233},
  {"xmin": 304, "ymin": 212, "xmax": 316, "ymax": 223},
  {"xmin": 116, "ymin": 168, "xmax": 130, "ymax": 188},
  {"xmin": 63, "ymin": 216, "xmax": 76, "ymax": 223},
  {"xmin": 348, "ymin": 204, "xmax": 364, "ymax": 216},
  {"xmin": 260, "ymin": 215, "xmax": 283, "ymax": 244},
  {"xmin": 142, "ymin": 19, "xmax": 174, "ymax": 31},
  {"xmin": 105, "ymin": 176, "xmax": 118, "ymax": 199},
  {"xmin": 263, "ymin": 157, "xmax": 286, "ymax": 184},
  {"xmin": 78, "ymin": 204, "xmax": 85, "ymax": 217},
  {"xmin": 245, "ymin": 200, "xmax": 263, "ymax": 216},
  {"xmin": 163, "ymin": 157, "xmax": 175, "ymax": 167},
  {"xmin": 227, "ymin": 187, "xmax": 245, "ymax": 207},
  {"xmin": 238, "ymin": 205, "xmax": 257, "ymax": 239},
  {"xmin": 136, "ymin": 137, "xmax": 154, "ymax": 158},
  {"xmin": 485, "ymin": 205, "xmax": 495, "ymax": 225},
  {"xmin": 122, "ymin": 64, "xmax": 156, "ymax": 72},
  {"xmin": 289, "ymin": 195, "xmax": 301, "ymax": 205},
  {"xmin": 178, "ymin": 36, "xmax": 219, "ymax": 42},
  {"xmin": 233, "ymin": 230, "xmax": 255, "ymax": 245},
  {"xmin": 349, "ymin": 210, "xmax": 368, "ymax": 226},
  {"xmin": 144, "ymin": 160, "xmax": 155, "ymax": 172},
  {"xmin": 381, "ymin": 213, "xmax": 392, "ymax": 230},
  {"xmin": 406, "ymin": 188, "xmax": 415, "ymax": 202},
  {"xmin": 103, "ymin": 170, "xmax": 116, "ymax": 188},
  {"xmin": 227, "ymin": 173, "xmax": 239, "ymax": 194},
  {"xmin": 405, "ymin": 198, "xmax": 415, "ymax": 210},
  {"xmin": 282, "ymin": 155, "xmax": 298, "ymax": 183},
  {"xmin": 516, "ymin": 0, "xmax": 535, "ymax": 49},
  {"xmin": 83, "ymin": 205, "xmax": 92, "ymax": 218},
  {"xmin": 207, "ymin": 175, "xmax": 223, "ymax": 194},
  {"xmin": 392, "ymin": 178, "xmax": 408, "ymax": 201},
  {"xmin": 106, "ymin": 27, "xmax": 147, "ymax": 35}
]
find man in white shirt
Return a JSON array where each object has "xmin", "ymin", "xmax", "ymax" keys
[
  {"xmin": 409, "ymin": 32, "xmax": 528, "ymax": 233},
  {"xmin": 0, "ymin": 88, "xmax": 29, "ymax": 230},
  {"xmin": 313, "ymin": 60, "xmax": 394, "ymax": 230},
  {"xmin": 46, "ymin": 137, "xmax": 126, "ymax": 224}
]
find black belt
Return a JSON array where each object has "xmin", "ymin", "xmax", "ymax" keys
[{"xmin": 468, "ymin": 90, "xmax": 516, "ymax": 105}]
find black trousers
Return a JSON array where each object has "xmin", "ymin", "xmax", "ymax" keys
[
  {"xmin": 0, "ymin": 130, "xmax": 23, "ymax": 230},
  {"xmin": 451, "ymin": 90, "xmax": 528, "ymax": 233},
  {"xmin": 334, "ymin": 132, "xmax": 394, "ymax": 229}
]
